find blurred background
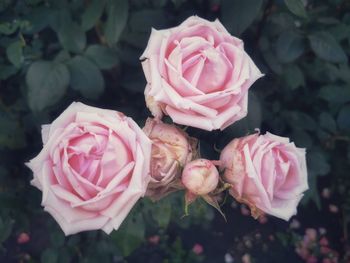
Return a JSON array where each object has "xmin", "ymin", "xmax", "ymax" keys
[{"xmin": 0, "ymin": 0, "xmax": 349, "ymax": 262}]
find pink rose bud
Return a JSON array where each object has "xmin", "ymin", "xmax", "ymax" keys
[
  {"xmin": 148, "ymin": 235, "xmax": 160, "ymax": 245},
  {"xmin": 26, "ymin": 102, "xmax": 152, "ymax": 235},
  {"xmin": 17, "ymin": 233, "xmax": 30, "ymax": 244},
  {"xmin": 182, "ymin": 159, "xmax": 219, "ymax": 195},
  {"xmin": 320, "ymin": 237, "xmax": 329, "ymax": 247},
  {"xmin": 322, "ymin": 188, "xmax": 331, "ymax": 199},
  {"xmin": 306, "ymin": 228, "xmax": 317, "ymax": 242},
  {"xmin": 143, "ymin": 118, "xmax": 197, "ymax": 199},
  {"xmin": 192, "ymin": 243, "xmax": 204, "ymax": 255},
  {"xmin": 329, "ymin": 204, "xmax": 339, "ymax": 213},
  {"xmin": 307, "ymin": 255, "xmax": 318, "ymax": 263},
  {"xmin": 141, "ymin": 16, "xmax": 263, "ymax": 131},
  {"xmin": 241, "ymin": 205, "xmax": 250, "ymax": 216},
  {"xmin": 220, "ymin": 132, "xmax": 308, "ymax": 221},
  {"xmin": 242, "ymin": 254, "xmax": 252, "ymax": 263},
  {"xmin": 258, "ymin": 215, "xmax": 268, "ymax": 224}
]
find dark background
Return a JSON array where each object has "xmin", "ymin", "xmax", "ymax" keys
[{"xmin": 0, "ymin": 0, "xmax": 349, "ymax": 262}]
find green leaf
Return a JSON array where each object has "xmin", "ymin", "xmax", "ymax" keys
[
  {"xmin": 85, "ymin": 45, "xmax": 119, "ymax": 69},
  {"xmin": 308, "ymin": 31, "xmax": 347, "ymax": 63},
  {"xmin": 0, "ymin": 216, "xmax": 14, "ymax": 244},
  {"xmin": 67, "ymin": 56, "xmax": 104, "ymax": 99},
  {"xmin": 81, "ymin": 0, "xmax": 106, "ymax": 31},
  {"xmin": 0, "ymin": 111, "xmax": 26, "ymax": 149},
  {"xmin": 276, "ymin": 31, "xmax": 305, "ymax": 63},
  {"xmin": 319, "ymin": 85, "xmax": 350, "ymax": 104},
  {"xmin": 26, "ymin": 61, "xmax": 70, "ymax": 111},
  {"xmin": 50, "ymin": 230, "xmax": 65, "ymax": 248},
  {"xmin": 0, "ymin": 65, "xmax": 18, "ymax": 80},
  {"xmin": 283, "ymin": 64, "xmax": 305, "ymax": 90},
  {"xmin": 221, "ymin": 0, "xmax": 263, "ymax": 36},
  {"xmin": 6, "ymin": 40, "xmax": 23, "ymax": 68},
  {"xmin": 41, "ymin": 248, "xmax": 58, "ymax": 263},
  {"xmin": 337, "ymin": 104, "xmax": 350, "ymax": 131},
  {"xmin": 152, "ymin": 199, "xmax": 172, "ymax": 228},
  {"xmin": 111, "ymin": 213, "xmax": 145, "ymax": 257},
  {"xmin": 307, "ymin": 150, "xmax": 330, "ymax": 177},
  {"xmin": 286, "ymin": 111, "xmax": 317, "ymax": 131},
  {"xmin": 104, "ymin": 0, "xmax": 128, "ymax": 46},
  {"xmin": 319, "ymin": 112, "xmax": 337, "ymax": 133},
  {"xmin": 58, "ymin": 22, "xmax": 86, "ymax": 53},
  {"xmin": 0, "ymin": 21, "xmax": 19, "ymax": 35},
  {"xmin": 129, "ymin": 9, "xmax": 169, "ymax": 32},
  {"xmin": 284, "ymin": 0, "xmax": 307, "ymax": 18}
]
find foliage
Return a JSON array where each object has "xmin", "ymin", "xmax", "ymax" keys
[{"xmin": 0, "ymin": 0, "xmax": 349, "ymax": 262}]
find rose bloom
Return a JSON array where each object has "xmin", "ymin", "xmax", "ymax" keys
[
  {"xmin": 143, "ymin": 118, "xmax": 197, "ymax": 199},
  {"xmin": 182, "ymin": 159, "xmax": 219, "ymax": 195},
  {"xmin": 220, "ymin": 132, "xmax": 308, "ymax": 220},
  {"xmin": 141, "ymin": 16, "xmax": 263, "ymax": 131},
  {"xmin": 26, "ymin": 102, "xmax": 151, "ymax": 235}
]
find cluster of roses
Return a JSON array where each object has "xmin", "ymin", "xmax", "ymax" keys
[{"xmin": 27, "ymin": 17, "xmax": 308, "ymax": 235}]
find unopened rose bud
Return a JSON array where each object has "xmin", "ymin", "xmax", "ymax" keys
[
  {"xmin": 182, "ymin": 159, "xmax": 219, "ymax": 195},
  {"xmin": 17, "ymin": 232, "xmax": 30, "ymax": 244},
  {"xmin": 192, "ymin": 243, "xmax": 204, "ymax": 255}
]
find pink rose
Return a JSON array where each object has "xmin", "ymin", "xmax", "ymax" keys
[
  {"xmin": 143, "ymin": 118, "xmax": 197, "ymax": 199},
  {"xmin": 141, "ymin": 16, "xmax": 263, "ymax": 131},
  {"xmin": 182, "ymin": 159, "xmax": 219, "ymax": 195},
  {"xmin": 220, "ymin": 132, "xmax": 308, "ymax": 220},
  {"xmin": 26, "ymin": 102, "xmax": 151, "ymax": 235}
]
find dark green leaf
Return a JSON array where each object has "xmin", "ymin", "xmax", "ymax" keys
[
  {"xmin": 58, "ymin": 22, "xmax": 86, "ymax": 53},
  {"xmin": 283, "ymin": 64, "xmax": 305, "ymax": 90},
  {"xmin": 319, "ymin": 85, "xmax": 350, "ymax": 104},
  {"xmin": 307, "ymin": 150, "xmax": 330, "ymax": 176},
  {"xmin": 50, "ymin": 231, "xmax": 65, "ymax": 248},
  {"xmin": 111, "ymin": 213, "xmax": 145, "ymax": 257},
  {"xmin": 0, "ymin": 111, "xmax": 26, "ymax": 149},
  {"xmin": 26, "ymin": 61, "xmax": 70, "ymax": 111},
  {"xmin": 308, "ymin": 31, "xmax": 347, "ymax": 63},
  {"xmin": 81, "ymin": 0, "xmax": 106, "ymax": 31},
  {"xmin": 276, "ymin": 31, "xmax": 305, "ymax": 63},
  {"xmin": 0, "ymin": 216, "xmax": 14, "ymax": 244},
  {"xmin": 129, "ymin": 9, "xmax": 169, "ymax": 32},
  {"xmin": 152, "ymin": 199, "xmax": 172, "ymax": 228},
  {"xmin": 0, "ymin": 65, "xmax": 18, "ymax": 80},
  {"xmin": 337, "ymin": 104, "xmax": 350, "ymax": 131},
  {"xmin": 319, "ymin": 112, "xmax": 337, "ymax": 133},
  {"xmin": 6, "ymin": 40, "xmax": 23, "ymax": 68},
  {"xmin": 221, "ymin": 0, "xmax": 263, "ymax": 36},
  {"xmin": 41, "ymin": 248, "xmax": 58, "ymax": 263},
  {"xmin": 104, "ymin": 0, "xmax": 128, "ymax": 46},
  {"xmin": 284, "ymin": 0, "xmax": 307, "ymax": 18},
  {"xmin": 67, "ymin": 56, "xmax": 104, "ymax": 99},
  {"xmin": 85, "ymin": 45, "xmax": 119, "ymax": 69},
  {"xmin": 0, "ymin": 21, "xmax": 19, "ymax": 35}
]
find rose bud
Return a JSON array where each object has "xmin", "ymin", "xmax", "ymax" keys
[
  {"xmin": 141, "ymin": 16, "xmax": 263, "ymax": 131},
  {"xmin": 182, "ymin": 159, "xmax": 219, "ymax": 196},
  {"xmin": 26, "ymin": 102, "xmax": 151, "ymax": 235},
  {"xmin": 17, "ymin": 233, "xmax": 30, "ymax": 244},
  {"xmin": 220, "ymin": 132, "xmax": 308, "ymax": 221},
  {"xmin": 143, "ymin": 118, "xmax": 197, "ymax": 200}
]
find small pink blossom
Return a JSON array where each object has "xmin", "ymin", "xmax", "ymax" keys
[
  {"xmin": 17, "ymin": 232, "xmax": 30, "ymax": 244},
  {"xmin": 148, "ymin": 235, "xmax": 160, "ymax": 245},
  {"xmin": 192, "ymin": 243, "xmax": 204, "ymax": 255},
  {"xmin": 329, "ymin": 204, "xmax": 339, "ymax": 213}
]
